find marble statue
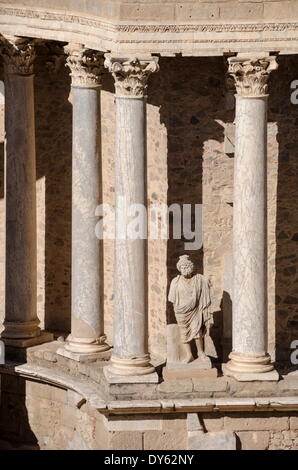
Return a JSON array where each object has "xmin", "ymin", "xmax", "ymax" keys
[{"xmin": 168, "ymin": 255, "xmax": 213, "ymax": 364}]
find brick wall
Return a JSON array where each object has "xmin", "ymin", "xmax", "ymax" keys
[{"xmin": 0, "ymin": 374, "xmax": 298, "ymax": 450}]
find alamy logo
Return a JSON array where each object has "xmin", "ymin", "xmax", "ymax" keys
[
  {"xmin": 95, "ymin": 199, "xmax": 203, "ymax": 251},
  {"xmin": 290, "ymin": 340, "xmax": 298, "ymax": 365},
  {"xmin": 290, "ymin": 80, "xmax": 298, "ymax": 104}
]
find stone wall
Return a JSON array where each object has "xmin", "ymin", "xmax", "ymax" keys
[
  {"xmin": 0, "ymin": 374, "xmax": 298, "ymax": 450},
  {"xmin": 0, "ymin": 51, "xmax": 297, "ymax": 363}
]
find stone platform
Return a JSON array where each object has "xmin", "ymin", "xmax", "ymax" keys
[
  {"xmin": 0, "ymin": 341, "xmax": 298, "ymax": 450},
  {"xmin": 10, "ymin": 341, "xmax": 298, "ymax": 402}
]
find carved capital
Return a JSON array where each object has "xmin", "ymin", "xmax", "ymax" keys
[
  {"xmin": 65, "ymin": 43, "xmax": 104, "ymax": 88},
  {"xmin": 2, "ymin": 36, "xmax": 36, "ymax": 75},
  {"xmin": 104, "ymin": 55, "xmax": 159, "ymax": 98},
  {"xmin": 228, "ymin": 55, "xmax": 278, "ymax": 97}
]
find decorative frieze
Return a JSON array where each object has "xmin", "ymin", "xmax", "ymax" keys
[
  {"xmin": 1, "ymin": 36, "xmax": 36, "ymax": 75},
  {"xmin": 104, "ymin": 56, "xmax": 159, "ymax": 98},
  {"xmin": 65, "ymin": 43, "xmax": 104, "ymax": 88},
  {"xmin": 228, "ymin": 55, "xmax": 278, "ymax": 97}
]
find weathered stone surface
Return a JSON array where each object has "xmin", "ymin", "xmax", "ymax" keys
[
  {"xmin": 162, "ymin": 414, "xmax": 187, "ymax": 433},
  {"xmin": 157, "ymin": 379, "xmax": 193, "ymax": 394},
  {"xmin": 237, "ymin": 431, "xmax": 270, "ymax": 450},
  {"xmin": 66, "ymin": 434, "xmax": 90, "ymax": 450},
  {"xmin": 278, "ymin": 375, "xmax": 298, "ymax": 392},
  {"xmin": 201, "ymin": 414, "xmax": 225, "ymax": 433},
  {"xmin": 224, "ymin": 414, "xmax": 289, "ymax": 432},
  {"xmin": 163, "ymin": 367, "xmax": 217, "ymax": 380},
  {"xmin": 193, "ymin": 377, "xmax": 228, "ymax": 393},
  {"xmin": 187, "ymin": 413, "xmax": 203, "ymax": 432},
  {"xmin": 144, "ymin": 430, "xmax": 187, "ymax": 450},
  {"xmin": 290, "ymin": 416, "xmax": 298, "ymax": 429},
  {"xmin": 269, "ymin": 430, "xmax": 298, "ymax": 450},
  {"xmin": 106, "ymin": 415, "xmax": 162, "ymax": 432},
  {"xmin": 110, "ymin": 431, "xmax": 143, "ymax": 450},
  {"xmin": 67, "ymin": 390, "xmax": 86, "ymax": 408},
  {"xmin": 228, "ymin": 378, "xmax": 278, "ymax": 397},
  {"xmin": 188, "ymin": 430, "xmax": 237, "ymax": 450}
]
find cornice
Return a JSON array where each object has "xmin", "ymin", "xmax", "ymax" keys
[
  {"xmin": 1, "ymin": 5, "xmax": 298, "ymax": 55},
  {"xmin": 2, "ymin": 6, "xmax": 298, "ymax": 34}
]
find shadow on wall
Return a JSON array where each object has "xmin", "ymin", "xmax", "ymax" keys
[
  {"xmin": 0, "ymin": 142, "xmax": 3, "ymax": 198},
  {"xmin": 0, "ymin": 73, "xmax": 4, "ymax": 331},
  {"xmin": 148, "ymin": 57, "xmax": 228, "ymax": 362},
  {"xmin": 35, "ymin": 43, "xmax": 72, "ymax": 335},
  {"xmin": 0, "ymin": 375, "xmax": 39, "ymax": 450},
  {"xmin": 270, "ymin": 55, "xmax": 298, "ymax": 365}
]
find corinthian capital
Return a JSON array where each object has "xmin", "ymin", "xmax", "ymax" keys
[
  {"xmin": 104, "ymin": 55, "xmax": 159, "ymax": 98},
  {"xmin": 228, "ymin": 55, "xmax": 278, "ymax": 97},
  {"xmin": 2, "ymin": 36, "xmax": 36, "ymax": 75},
  {"xmin": 65, "ymin": 43, "xmax": 104, "ymax": 88}
]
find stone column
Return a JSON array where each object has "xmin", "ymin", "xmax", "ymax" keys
[
  {"xmin": 1, "ymin": 37, "xmax": 52, "ymax": 347},
  {"xmin": 105, "ymin": 56, "xmax": 159, "ymax": 379},
  {"xmin": 61, "ymin": 44, "xmax": 109, "ymax": 358},
  {"xmin": 224, "ymin": 54, "xmax": 279, "ymax": 381}
]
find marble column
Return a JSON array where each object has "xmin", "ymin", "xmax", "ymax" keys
[
  {"xmin": 224, "ymin": 54, "xmax": 279, "ymax": 381},
  {"xmin": 62, "ymin": 44, "xmax": 109, "ymax": 358},
  {"xmin": 105, "ymin": 56, "xmax": 159, "ymax": 378},
  {"xmin": 1, "ymin": 37, "xmax": 52, "ymax": 347}
]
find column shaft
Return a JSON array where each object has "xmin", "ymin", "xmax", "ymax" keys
[
  {"xmin": 111, "ymin": 96, "xmax": 151, "ymax": 372},
  {"xmin": 62, "ymin": 44, "xmax": 109, "ymax": 357},
  {"xmin": 224, "ymin": 54, "xmax": 278, "ymax": 380},
  {"xmin": 2, "ymin": 49, "xmax": 40, "ymax": 340},
  {"xmin": 105, "ymin": 55, "xmax": 159, "ymax": 377},
  {"xmin": 233, "ymin": 96, "xmax": 268, "ymax": 356},
  {"xmin": 66, "ymin": 85, "xmax": 108, "ymax": 353}
]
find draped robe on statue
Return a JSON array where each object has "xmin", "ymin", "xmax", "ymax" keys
[{"xmin": 168, "ymin": 274, "xmax": 212, "ymax": 344}]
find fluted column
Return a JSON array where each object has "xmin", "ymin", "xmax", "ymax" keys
[
  {"xmin": 224, "ymin": 54, "xmax": 279, "ymax": 381},
  {"xmin": 61, "ymin": 44, "xmax": 109, "ymax": 358},
  {"xmin": 1, "ymin": 37, "xmax": 52, "ymax": 347},
  {"xmin": 105, "ymin": 56, "xmax": 159, "ymax": 378}
]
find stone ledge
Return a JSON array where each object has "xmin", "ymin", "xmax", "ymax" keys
[
  {"xmin": 3, "ymin": 341, "xmax": 298, "ymax": 404},
  {"xmin": 14, "ymin": 363, "xmax": 107, "ymax": 411},
  {"xmin": 2, "ymin": 363, "xmax": 298, "ymax": 415}
]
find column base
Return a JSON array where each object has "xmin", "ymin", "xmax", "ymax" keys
[
  {"xmin": 108, "ymin": 354, "xmax": 156, "ymax": 377},
  {"xmin": 57, "ymin": 346, "xmax": 110, "ymax": 363},
  {"xmin": 63, "ymin": 335, "xmax": 110, "ymax": 356},
  {"xmin": 1, "ymin": 330, "xmax": 53, "ymax": 348},
  {"xmin": 104, "ymin": 365, "xmax": 159, "ymax": 384},
  {"xmin": 2, "ymin": 320, "xmax": 41, "ymax": 339},
  {"xmin": 223, "ymin": 351, "xmax": 279, "ymax": 382}
]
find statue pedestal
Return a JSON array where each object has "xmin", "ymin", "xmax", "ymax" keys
[
  {"xmin": 166, "ymin": 324, "xmax": 217, "ymax": 379},
  {"xmin": 163, "ymin": 358, "xmax": 218, "ymax": 380}
]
